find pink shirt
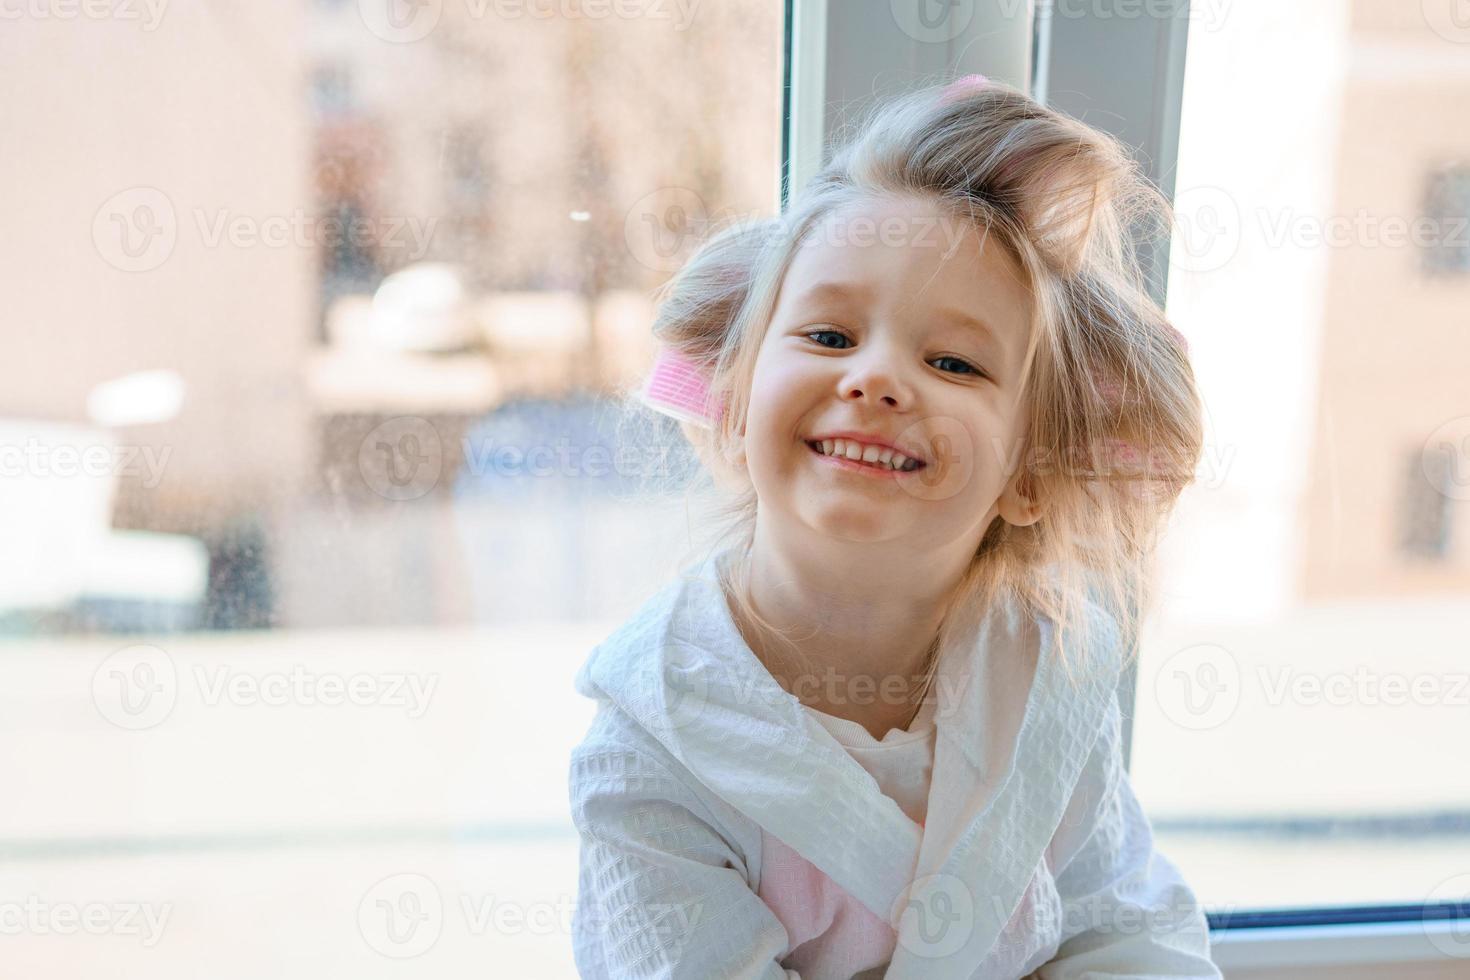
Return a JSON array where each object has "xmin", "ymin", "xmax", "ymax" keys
[{"xmin": 756, "ymin": 697, "xmax": 939, "ymax": 979}]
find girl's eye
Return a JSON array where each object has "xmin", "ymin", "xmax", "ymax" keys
[
  {"xmin": 932, "ymin": 355, "xmax": 983, "ymax": 377},
  {"xmin": 803, "ymin": 330, "xmax": 986, "ymax": 379},
  {"xmin": 805, "ymin": 329, "xmax": 851, "ymax": 349}
]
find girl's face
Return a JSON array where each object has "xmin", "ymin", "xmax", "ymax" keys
[{"xmin": 740, "ymin": 193, "xmax": 1040, "ymax": 554}]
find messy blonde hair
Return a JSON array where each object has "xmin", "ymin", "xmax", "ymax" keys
[{"xmin": 625, "ymin": 72, "xmax": 1203, "ymax": 697}]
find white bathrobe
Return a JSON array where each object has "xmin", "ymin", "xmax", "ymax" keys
[{"xmin": 568, "ymin": 546, "xmax": 1221, "ymax": 979}]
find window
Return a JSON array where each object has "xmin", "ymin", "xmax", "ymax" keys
[
  {"xmin": 1136, "ymin": 0, "xmax": 1470, "ymax": 932},
  {"xmin": 1399, "ymin": 445, "xmax": 1454, "ymax": 561},
  {"xmin": 1, "ymin": 3, "xmax": 783, "ymax": 975},
  {"xmin": 1422, "ymin": 164, "xmax": 1470, "ymax": 276}
]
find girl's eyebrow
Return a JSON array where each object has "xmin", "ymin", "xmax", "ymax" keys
[
  {"xmin": 933, "ymin": 304, "xmax": 1008, "ymax": 352},
  {"xmin": 795, "ymin": 279, "xmax": 1010, "ymax": 358},
  {"xmin": 793, "ymin": 280, "xmax": 872, "ymax": 306}
]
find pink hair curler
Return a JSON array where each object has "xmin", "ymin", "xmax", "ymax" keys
[
  {"xmin": 636, "ymin": 346, "xmax": 725, "ymax": 429},
  {"xmin": 938, "ymin": 73, "xmax": 992, "ymax": 106}
]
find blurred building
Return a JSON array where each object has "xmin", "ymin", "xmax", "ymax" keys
[
  {"xmin": 1297, "ymin": 0, "xmax": 1470, "ymax": 599},
  {"xmin": 0, "ymin": 0, "xmax": 780, "ymax": 631}
]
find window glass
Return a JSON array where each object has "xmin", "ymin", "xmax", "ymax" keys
[
  {"xmin": 1134, "ymin": 0, "xmax": 1470, "ymax": 916},
  {"xmin": 0, "ymin": 3, "xmax": 783, "ymax": 974}
]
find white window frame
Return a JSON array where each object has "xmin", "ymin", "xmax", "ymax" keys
[{"xmin": 783, "ymin": 2, "xmax": 1470, "ymax": 976}]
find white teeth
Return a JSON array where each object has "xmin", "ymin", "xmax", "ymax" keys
[{"xmin": 813, "ymin": 438, "xmax": 921, "ymax": 471}]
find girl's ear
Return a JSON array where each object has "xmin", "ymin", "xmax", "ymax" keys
[{"xmin": 996, "ymin": 466, "xmax": 1043, "ymax": 527}]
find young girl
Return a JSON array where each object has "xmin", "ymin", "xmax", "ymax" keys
[{"xmin": 568, "ymin": 73, "xmax": 1221, "ymax": 979}]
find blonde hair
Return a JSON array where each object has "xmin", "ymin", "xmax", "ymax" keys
[{"xmin": 622, "ymin": 72, "xmax": 1203, "ymax": 697}]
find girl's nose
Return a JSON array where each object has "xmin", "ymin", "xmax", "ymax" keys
[{"xmin": 839, "ymin": 352, "xmax": 914, "ymax": 410}]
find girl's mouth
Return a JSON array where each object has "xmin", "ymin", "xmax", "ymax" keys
[{"xmin": 805, "ymin": 439, "xmax": 926, "ymax": 477}]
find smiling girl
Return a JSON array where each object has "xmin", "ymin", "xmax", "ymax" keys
[{"xmin": 568, "ymin": 74, "xmax": 1220, "ymax": 979}]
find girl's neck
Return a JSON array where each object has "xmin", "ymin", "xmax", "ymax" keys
[{"xmin": 729, "ymin": 520, "xmax": 964, "ymax": 739}]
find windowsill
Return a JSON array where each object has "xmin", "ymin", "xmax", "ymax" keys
[{"xmin": 1211, "ymin": 918, "xmax": 1468, "ymax": 970}]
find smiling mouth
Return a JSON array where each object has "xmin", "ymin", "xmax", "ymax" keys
[{"xmin": 804, "ymin": 440, "xmax": 927, "ymax": 473}]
